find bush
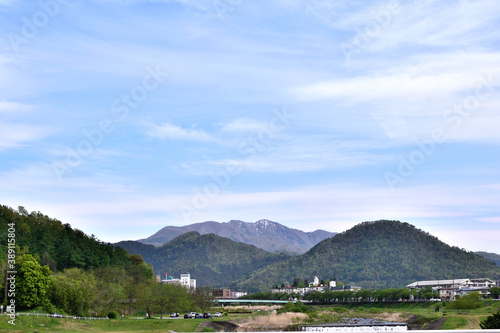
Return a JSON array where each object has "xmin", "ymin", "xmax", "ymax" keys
[
  {"xmin": 108, "ymin": 311, "xmax": 118, "ymax": 319},
  {"xmin": 480, "ymin": 312, "xmax": 500, "ymax": 329},
  {"xmin": 277, "ymin": 301, "xmax": 310, "ymax": 314},
  {"xmin": 447, "ymin": 292, "xmax": 481, "ymax": 310},
  {"xmin": 43, "ymin": 301, "xmax": 57, "ymax": 314}
]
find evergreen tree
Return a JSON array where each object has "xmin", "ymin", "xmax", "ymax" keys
[{"xmin": 480, "ymin": 312, "xmax": 500, "ymax": 329}]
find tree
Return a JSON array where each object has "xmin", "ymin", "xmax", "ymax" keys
[
  {"xmin": 16, "ymin": 254, "xmax": 51, "ymax": 308},
  {"xmin": 193, "ymin": 286, "xmax": 214, "ymax": 312},
  {"xmin": 151, "ymin": 283, "xmax": 192, "ymax": 319},
  {"xmin": 480, "ymin": 312, "xmax": 500, "ymax": 329},
  {"xmin": 139, "ymin": 282, "xmax": 156, "ymax": 319},
  {"xmin": 93, "ymin": 266, "xmax": 127, "ymax": 315},
  {"xmin": 50, "ymin": 268, "xmax": 97, "ymax": 316},
  {"xmin": 490, "ymin": 287, "xmax": 500, "ymax": 299}
]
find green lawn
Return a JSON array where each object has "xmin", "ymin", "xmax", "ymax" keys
[{"xmin": 0, "ymin": 315, "xmax": 205, "ymax": 332}]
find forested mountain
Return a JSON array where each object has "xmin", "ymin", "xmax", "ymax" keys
[
  {"xmin": 117, "ymin": 231, "xmax": 290, "ymax": 287},
  {"xmin": 232, "ymin": 220, "xmax": 500, "ymax": 292},
  {"xmin": 0, "ymin": 205, "xmax": 157, "ymax": 315},
  {"xmin": 0, "ymin": 205, "xmax": 129, "ymax": 271},
  {"xmin": 476, "ymin": 251, "xmax": 500, "ymax": 267},
  {"xmin": 138, "ymin": 219, "xmax": 335, "ymax": 254}
]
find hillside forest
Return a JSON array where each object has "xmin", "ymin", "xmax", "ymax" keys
[{"xmin": 0, "ymin": 205, "xmax": 212, "ymax": 317}]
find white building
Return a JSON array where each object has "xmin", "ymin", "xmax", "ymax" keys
[
  {"xmin": 406, "ymin": 279, "xmax": 469, "ymax": 290},
  {"xmin": 231, "ymin": 291, "xmax": 248, "ymax": 298},
  {"xmin": 162, "ymin": 273, "xmax": 196, "ymax": 290},
  {"xmin": 313, "ymin": 276, "xmax": 320, "ymax": 286},
  {"xmin": 406, "ymin": 278, "xmax": 496, "ymax": 299}
]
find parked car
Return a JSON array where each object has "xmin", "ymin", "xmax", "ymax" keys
[
  {"xmin": 214, "ymin": 312, "xmax": 222, "ymax": 317},
  {"xmin": 195, "ymin": 313, "xmax": 203, "ymax": 319},
  {"xmin": 203, "ymin": 313, "xmax": 212, "ymax": 319},
  {"xmin": 170, "ymin": 313, "xmax": 179, "ymax": 317},
  {"xmin": 184, "ymin": 314, "xmax": 192, "ymax": 319},
  {"xmin": 50, "ymin": 313, "xmax": 63, "ymax": 318}
]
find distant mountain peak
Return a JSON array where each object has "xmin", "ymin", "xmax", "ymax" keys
[
  {"xmin": 256, "ymin": 219, "xmax": 276, "ymax": 228},
  {"xmin": 138, "ymin": 219, "xmax": 336, "ymax": 253}
]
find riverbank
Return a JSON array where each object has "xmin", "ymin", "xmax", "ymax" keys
[{"xmin": 1, "ymin": 300, "xmax": 498, "ymax": 331}]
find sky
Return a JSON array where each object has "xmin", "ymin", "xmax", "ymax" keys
[{"xmin": 1, "ymin": 0, "xmax": 500, "ymax": 252}]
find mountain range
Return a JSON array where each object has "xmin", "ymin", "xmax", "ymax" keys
[
  {"xmin": 137, "ymin": 219, "xmax": 336, "ymax": 254},
  {"xmin": 118, "ymin": 220, "xmax": 500, "ymax": 292},
  {"xmin": 117, "ymin": 231, "xmax": 290, "ymax": 287},
  {"xmin": 232, "ymin": 220, "xmax": 500, "ymax": 291},
  {"xmin": 476, "ymin": 251, "xmax": 500, "ymax": 267},
  {"xmin": 3, "ymin": 204, "xmax": 499, "ymax": 294}
]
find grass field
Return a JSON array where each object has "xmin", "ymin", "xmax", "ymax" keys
[
  {"xmin": 1, "ymin": 301, "xmax": 498, "ymax": 331},
  {"xmin": 0, "ymin": 315, "xmax": 209, "ymax": 332}
]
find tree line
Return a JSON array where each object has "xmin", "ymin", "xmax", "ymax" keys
[
  {"xmin": 0, "ymin": 205, "xmax": 213, "ymax": 317},
  {"xmin": 2, "ymin": 245, "xmax": 213, "ymax": 317},
  {"xmin": 243, "ymin": 286, "xmax": 500, "ymax": 305}
]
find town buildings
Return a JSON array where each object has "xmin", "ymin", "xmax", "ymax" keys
[
  {"xmin": 406, "ymin": 278, "xmax": 496, "ymax": 300},
  {"xmin": 160, "ymin": 273, "xmax": 197, "ymax": 290},
  {"xmin": 271, "ymin": 276, "xmax": 352, "ymax": 297}
]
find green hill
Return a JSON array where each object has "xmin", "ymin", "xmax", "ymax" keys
[
  {"xmin": 233, "ymin": 220, "xmax": 500, "ymax": 292},
  {"xmin": 0, "ymin": 205, "xmax": 129, "ymax": 271},
  {"xmin": 117, "ymin": 231, "xmax": 290, "ymax": 287},
  {"xmin": 476, "ymin": 251, "xmax": 500, "ymax": 267}
]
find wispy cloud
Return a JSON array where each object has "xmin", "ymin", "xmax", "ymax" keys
[
  {"xmin": 142, "ymin": 119, "xmax": 216, "ymax": 142},
  {"xmin": 0, "ymin": 101, "xmax": 36, "ymax": 113},
  {"xmin": 219, "ymin": 118, "xmax": 268, "ymax": 133},
  {"xmin": 0, "ymin": 123, "xmax": 51, "ymax": 150}
]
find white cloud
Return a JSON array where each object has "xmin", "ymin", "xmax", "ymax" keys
[
  {"xmin": 219, "ymin": 118, "xmax": 268, "ymax": 133},
  {"xmin": 476, "ymin": 217, "xmax": 500, "ymax": 224},
  {"xmin": 0, "ymin": 101, "xmax": 36, "ymax": 114},
  {"xmin": 0, "ymin": 123, "xmax": 52, "ymax": 150},
  {"xmin": 142, "ymin": 119, "xmax": 216, "ymax": 142}
]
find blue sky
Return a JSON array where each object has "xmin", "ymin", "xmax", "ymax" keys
[{"xmin": 1, "ymin": 0, "xmax": 500, "ymax": 252}]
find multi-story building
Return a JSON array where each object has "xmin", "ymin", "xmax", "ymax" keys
[
  {"xmin": 407, "ymin": 278, "xmax": 496, "ymax": 300},
  {"xmin": 212, "ymin": 288, "xmax": 232, "ymax": 298},
  {"xmin": 161, "ymin": 273, "xmax": 196, "ymax": 290},
  {"xmin": 231, "ymin": 291, "xmax": 248, "ymax": 298}
]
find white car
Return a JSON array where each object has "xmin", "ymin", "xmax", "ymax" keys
[{"xmin": 214, "ymin": 312, "xmax": 222, "ymax": 317}]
